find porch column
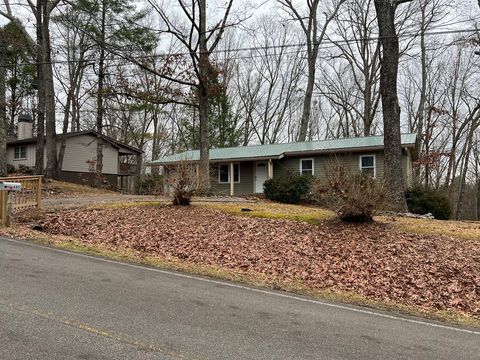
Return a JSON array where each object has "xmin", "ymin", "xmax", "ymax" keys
[
  {"xmin": 230, "ymin": 162, "xmax": 234, "ymax": 196},
  {"xmin": 268, "ymin": 159, "xmax": 273, "ymax": 179},
  {"xmin": 163, "ymin": 166, "xmax": 169, "ymax": 194}
]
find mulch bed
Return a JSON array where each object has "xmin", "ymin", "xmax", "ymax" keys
[{"xmin": 37, "ymin": 205, "xmax": 480, "ymax": 318}]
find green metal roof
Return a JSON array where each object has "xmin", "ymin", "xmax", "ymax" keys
[{"xmin": 148, "ymin": 133, "xmax": 416, "ymax": 165}]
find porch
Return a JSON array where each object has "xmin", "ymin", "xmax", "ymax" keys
[{"xmin": 210, "ymin": 159, "xmax": 274, "ymax": 196}]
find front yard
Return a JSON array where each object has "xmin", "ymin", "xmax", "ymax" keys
[{"xmin": 4, "ymin": 200, "xmax": 480, "ymax": 327}]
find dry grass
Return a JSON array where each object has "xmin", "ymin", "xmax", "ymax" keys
[
  {"xmin": 199, "ymin": 201, "xmax": 334, "ymax": 224},
  {"xmin": 378, "ymin": 216, "xmax": 480, "ymax": 241},
  {"xmin": 43, "ymin": 180, "xmax": 117, "ymax": 198},
  {"xmin": 202, "ymin": 200, "xmax": 480, "ymax": 242},
  {"xmin": 91, "ymin": 201, "xmax": 168, "ymax": 210}
]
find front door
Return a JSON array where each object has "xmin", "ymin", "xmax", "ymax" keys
[{"xmin": 255, "ymin": 162, "xmax": 268, "ymax": 193}]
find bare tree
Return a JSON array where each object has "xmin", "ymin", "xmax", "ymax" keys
[
  {"xmin": 236, "ymin": 18, "xmax": 305, "ymax": 144},
  {"xmin": 144, "ymin": 0, "xmax": 236, "ymax": 188},
  {"xmin": 278, "ymin": 0, "xmax": 346, "ymax": 141},
  {"xmin": 410, "ymin": 0, "xmax": 450, "ymax": 181},
  {"xmin": 328, "ymin": 0, "xmax": 381, "ymax": 136},
  {"xmin": 1, "ymin": 0, "xmax": 61, "ymax": 177},
  {"xmin": 374, "ymin": 0, "xmax": 412, "ymax": 211},
  {"xmin": 318, "ymin": 62, "xmax": 364, "ymax": 138},
  {"xmin": 53, "ymin": 9, "xmax": 93, "ymax": 174},
  {"xmin": 455, "ymin": 103, "xmax": 480, "ymax": 219}
]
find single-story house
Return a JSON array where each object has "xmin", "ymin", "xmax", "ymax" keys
[
  {"xmin": 149, "ymin": 133, "xmax": 416, "ymax": 196},
  {"xmin": 8, "ymin": 115, "xmax": 142, "ymax": 191}
]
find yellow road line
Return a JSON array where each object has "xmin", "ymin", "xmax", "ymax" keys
[{"xmin": 0, "ymin": 300, "xmax": 203, "ymax": 360}]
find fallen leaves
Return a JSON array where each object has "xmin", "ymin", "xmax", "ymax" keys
[{"xmin": 37, "ymin": 204, "xmax": 480, "ymax": 319}]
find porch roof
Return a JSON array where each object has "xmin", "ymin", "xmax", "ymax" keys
[{"xmin": 148, "ymin": 133, "xmax": 416, "ymax": 165}]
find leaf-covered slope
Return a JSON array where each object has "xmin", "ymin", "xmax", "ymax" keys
[{"xmin": 39, "ymin": 205, "xmax": 480, "ymax": 318}]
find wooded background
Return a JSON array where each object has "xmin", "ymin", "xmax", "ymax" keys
[{"xmin": 0, "ymin": 0, "xmax": 479, "ymax": 219}]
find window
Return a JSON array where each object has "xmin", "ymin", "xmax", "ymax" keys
[
  {"xmin": 300, "ymin": 158, "xmax": 314, "ymax": 176},
  {"xmin": 218, "ymin": 163, "xmax": 240, "ymax": 183},
  {"xmin": 360, "ymin": 155, "xmax": 376, "ymax": 177},
  {"xmin": 14, "ymin": 145, "xmax": 27, "ymax": 160},
  {"xmin": 219, "ymin": 164, "xmax": 229, "ymax": 183}
]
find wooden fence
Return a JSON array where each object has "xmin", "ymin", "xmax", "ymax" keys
[
  {"xmin": 0, "ymin": 176, "xmax": 42, "ymax": 225},
  {"xmin": 0, "ymin": 191, "xmax": 10, "ymax": 226}
]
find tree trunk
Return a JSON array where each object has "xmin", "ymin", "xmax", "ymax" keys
[
  {"xmin": 476, "ymin": 164, "xmax": 480, "ymax": 221},
  {"xmin": 413, "ymin": 3, "xmax": 428, "ymax": 184},
  {"xmin": 198, "ymin": 0, "xmax": 210, "ymax": 189},
  {"xmin": 0, "ymin": 37, "xmax": 7, "ymax": 176},
  {"xmin": 95, "ymin": 1, "xmax": 106, "ymax": 187},
  {"xmin": 363, "ymin": 83, "xmax": 373, "ymax": 136},
  {"xmin": 475, "ymin": 140, "xmax": 480, "ymax": 220},
  {"xmin": 298, "ymin": 55, "xmax": 316, "ymax": 141},
  {"xmin": 444, "ymin": 118, "xmax": 457, "ymax": 189},
  {"xmin": 42, "ymin": 0, "xmax": 57, "ymax": 178},
  {"xmin": 8, "ymin": 59, "xmax": 17, "ymax": 137},
  {"xmin": 374, "ymin": 0, "xmax": 408, "ymax": 211},
  {"xmin": 455, "ymin": 113, "xmax": 480, "ymax": 219},
  {"xmin": 34, "ymin": 2, "xmax": 45, "ymax": 176},
  {"xmin": 455, "ymin": 144, "xmax": 471, "ymax": 220},
  {"xmin": 57, "ymin": 88, "xmax": 73, "ymax": 174},
  {"xmin": 281, "ymin": 0, "xmax": 343, "ymax": 141}
]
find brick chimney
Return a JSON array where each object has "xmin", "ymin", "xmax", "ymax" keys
[{"xmin": 17, "ymin": 114, "xmax": 33, "ymax": 140}]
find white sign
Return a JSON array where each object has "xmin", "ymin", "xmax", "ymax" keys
[{"xmin": 0, "ymin": 182, "xmax": 22, "ymax": 191}]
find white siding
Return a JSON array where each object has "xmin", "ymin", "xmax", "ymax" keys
[
  {"xmin": 7, "ymin": 143, "xmax": 36, "ymax": 168},
  {"xmin": 61, "ymin": 134, "xmax": 119, "ymax": 174}
]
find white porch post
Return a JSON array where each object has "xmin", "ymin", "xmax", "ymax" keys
[
  {"xmin": 163, "ymin": 166, "xmax": 169, "ymax": 194},
  {"xmin": 230, "ymin": 162, "xmax": 234, "ymax": 196},
  {"xmin": 268, "ymin": 159, "xmax": 273, "ymax": 179}
]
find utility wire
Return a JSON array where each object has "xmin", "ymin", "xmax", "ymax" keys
[{"xmin": 1, "ymin": 26, "xmax": 478, "ymax": 68}]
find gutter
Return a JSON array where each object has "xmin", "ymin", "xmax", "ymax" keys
[
  {"xmin": 146, "ymin": 154, "xmax": 284, "ymax": 166},
  {"xmin": 283, "ymin": 144, "xmax": 415, "ymax": 157},
  {"xmin": 147, "ymin": 142, "xmax": 415, "ymax": 166}
]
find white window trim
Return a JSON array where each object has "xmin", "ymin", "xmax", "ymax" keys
[
  {"xmin": 359, "ymin": 154, "xmax": 376, "ymax": 178},
  {"xmin": 14, "ymin": 145, "xmax": 27, "ymax": 160},
  {"xmin": 299, "ymin": 158, "xmax": 314, "ymax": 176},
  {"xmin": 218, "ymin": 163, "xmax": 240, "ymax": 184}
]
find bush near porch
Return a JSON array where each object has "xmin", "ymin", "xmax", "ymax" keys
[{"xmin": 263, "ymin": 174, "xmax": 311, "ymax": 204}]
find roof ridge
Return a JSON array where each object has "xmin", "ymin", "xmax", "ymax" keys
[
  {"xmin": 176, "ymin": 133, "xmax": 415, "ymax": 153},
  {"xmin": 150, "ymin": 133, "xmax": 416, "ymax": 165}
]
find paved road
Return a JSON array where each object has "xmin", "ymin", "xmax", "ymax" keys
[{"xmin": 0, "ymin": 237, "xmax": 479, "ymax": 360}]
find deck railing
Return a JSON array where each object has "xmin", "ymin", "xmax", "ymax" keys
[{"xmin": 0, "ymin": 175, "xmax": 42, "ymax": 210}]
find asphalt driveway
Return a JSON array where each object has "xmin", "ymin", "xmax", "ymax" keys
[{"xmin": 0, "ymin": 237, "xmax": 478, "ymax": 359}]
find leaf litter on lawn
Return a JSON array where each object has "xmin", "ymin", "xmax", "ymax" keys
[{"xmin": 38, "ymin": 205, "xmax": 480, "ymax": 318}]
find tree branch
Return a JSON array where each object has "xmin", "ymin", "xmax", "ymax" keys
[{"xmin": 395, "ymin": 0, "xmax": 412, "ymax": 8}]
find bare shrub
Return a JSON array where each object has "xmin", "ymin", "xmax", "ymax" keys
[
  {"xmin": 323, "ymin": 164, "xmax": 388, "ymax": 222},
  {"xmin": 167, "ymin": 161, "xmax": 207, "ymax": 205}
]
